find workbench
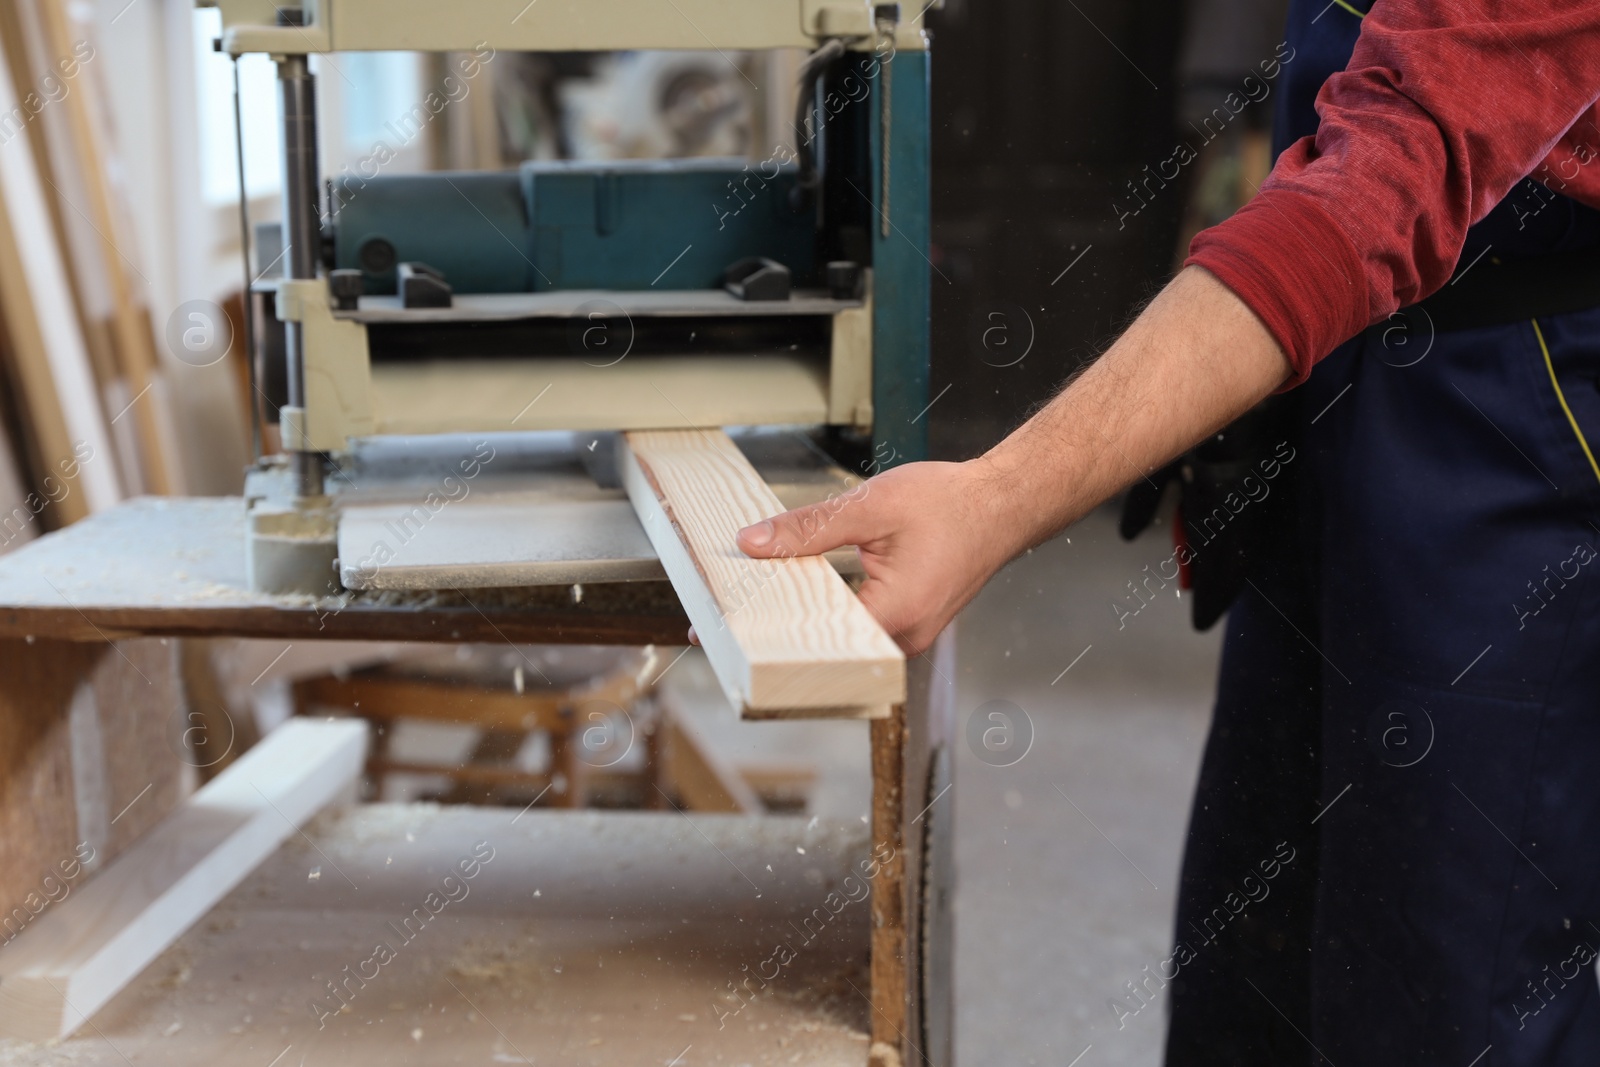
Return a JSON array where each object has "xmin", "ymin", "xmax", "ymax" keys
[{"xmin": 0, "ymin": 438, "xmax": 953, "ymax": 1066}]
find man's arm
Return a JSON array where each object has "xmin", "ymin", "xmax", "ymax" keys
[
  {"xmin": 737, "ymin": 266, "xmax": 1288, "ymax": 653},
  {"xmin": 1194, "ymin": 1, "xmax": 1600, "ymax": 382},
  {"xmin": 736, "ymin": 1, "xmax": 1600, "ymax": 653}
]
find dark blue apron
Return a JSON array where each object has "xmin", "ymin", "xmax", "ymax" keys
[{"xmin": 1166, "ymin": 3, "xmax": 1600, "ymax": 1063}]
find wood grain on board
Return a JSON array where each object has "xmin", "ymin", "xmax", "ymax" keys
[{"xmin": 620, "ymin": 428, "xmax": 904, "ymax": 717}]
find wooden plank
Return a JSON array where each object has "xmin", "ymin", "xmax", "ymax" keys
[
  {"xmin": 0, "ymin": 0, "xmax": 138, "ymax": 497},
  {"xmin": 0, "ymin": 405, "xmax": 35, "ymax": 554},
  {"xmin": 619, "ymin": 428, "xmax": 903, "ymax": 717},
  {"xmin": 734, "ymin": 762, "xmax": 818, "ymax": 797},
  {"xmin": 30, "ymin": 0, "xmax": 177, "ymax": 494},
  {"xmin": 0, "ymin": 30, "xmax": 119, "ymax": 517},
  {"xmin": 0, "ymin": 717, "xmax": 367, "ymax": 1040},
  {"xmin": 0, "ymin": 30, "xmax": 83, "ymax": 524},
  {"xmin": 659, "ymin": 691, "xmax": 762, "ymax": 814},
  {"xmin": 0, "ymin": 1, "xmax": 104, "ymax": 400},
  {"xmin": 365, "ymin": 758, "xmax": 543, "ymax": 790},
  {"xmin": 294, "ymin": 673, "xmax": 572, "ymax": 733}
]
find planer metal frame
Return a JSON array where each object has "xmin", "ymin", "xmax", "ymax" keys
[
  {"xmin": 188, "ymin": 4, "xmax": 950, "ymax": 1066},
  {"xmin": 206, "ymin": 0, "xmax": 931, "ymax": 604}
]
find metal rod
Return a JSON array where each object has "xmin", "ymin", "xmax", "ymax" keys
[
  {"xmin": 277, "ymin": 54, "xmax": 324, "ymax": 496},
  {"xmin": 878, "ymin": 18, "xmax": 895, "ymax": 239},
  {"xmin": 879, "ymin": 55, "xmax": 891, "ymax": 238},
  {"xmin": 232, "ymin": 56, "xmax": 262, "ymax": 463}
]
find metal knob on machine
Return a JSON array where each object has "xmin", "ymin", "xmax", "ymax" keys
[
  {"xmin": 722, "ymin": 256, "xmax": 791, "ymax": 301},
  {"xmin": 328, "ymin": 269, "xmax": 364, "ymax": 311},
  {"xmin": 826, "ymin": 260, "xmax": 864, "ymax": 300},
  {"xmin": 397, "ymin": 262, "xmax": 453, "ymax": 309}
]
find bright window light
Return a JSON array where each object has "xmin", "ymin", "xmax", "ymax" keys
[
  {"xmin": 193, "ymin": 8, "xmax": 282, "ymax": 205},
  {"xmin": 333, "ymin": 51, "xmax": 427, "ymax": 173}
]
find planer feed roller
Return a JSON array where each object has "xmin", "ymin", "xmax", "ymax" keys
[{"xmin": 209, "ymin": 0, "xmax": 931, "ymax": 600}]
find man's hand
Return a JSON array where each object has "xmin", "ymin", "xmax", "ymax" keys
[
  {"xmin": 733, "ymin": 267, "xmax": 1292, "ymax": 657},
  {"xmin": 736, "ymin": 461, "xmax": 1014, "ymax": 654}
]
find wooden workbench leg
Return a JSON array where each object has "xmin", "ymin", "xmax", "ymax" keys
[
  {"xmin": 365, "ymin": 718, "xmax": 394, "ymax": 801},
  {"xmin": 0, "ymin": 638, "xmax": 187, "ymax": 917},
  {"xmin": 643, "ymin": 710, "xmax": 667, "ymax": 810},
  {"xmin": 869, "ymin": 705, "xmax": 908, "ymax": 1067},
  {"xmin": 869, "ymin": 628, "xmax": 957, "ymax": 1067},
  {"xmin": 549, "ymin": 715, "xmax": 585, "ymax": 809}
]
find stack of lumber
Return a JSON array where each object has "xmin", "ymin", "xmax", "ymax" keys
[{"xmin": 0, "ymin": 0, "xmax": 177, "ymax": 551}]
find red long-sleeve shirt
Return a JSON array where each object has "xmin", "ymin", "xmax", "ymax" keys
[{"xmin": 1186, "ymin": 1, "xmax": 1600, "ymax": 383}]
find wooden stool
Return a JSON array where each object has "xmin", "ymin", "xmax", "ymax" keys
[{"xmin": 292, "ymin": 645, "xmax": 654, "ymax": 808}]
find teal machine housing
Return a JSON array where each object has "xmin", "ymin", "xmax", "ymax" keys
[
  {"xmin": 866, "ymin": 49, "xmax": 931, "ymax": 466},
  {"xmin": 312, "ymin": 48, "xmax": 931, "ymax": 470},
  {"xmin": 332, "ymin": 160, "xmax": 819, "ymax": 293},
  {"xmin": 276, "ymin": 46, "xmax": 934, "ymax": 470}
]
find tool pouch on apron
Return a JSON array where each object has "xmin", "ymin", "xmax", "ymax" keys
[{"xmin": 1119, "ymin": 392, "xmax": 1302, "ymax": 631}]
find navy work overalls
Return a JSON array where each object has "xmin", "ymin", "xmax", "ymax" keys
[{"xmin": 1164, "ymin": 2, "xmax": 1600, "ymax": 1064}]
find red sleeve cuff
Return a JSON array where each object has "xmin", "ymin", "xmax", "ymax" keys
[{"xmin": 1184, "ymin": 190, "xmax": 1373, "ymax": 387}]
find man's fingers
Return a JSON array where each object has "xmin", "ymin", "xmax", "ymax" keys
[{"xmin": 737, "ymin": 492, "xmax": 876, "ymax": 559}]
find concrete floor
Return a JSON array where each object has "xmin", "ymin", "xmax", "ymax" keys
[{"xmin": 952, "ymin": 504, "xmax": 1223, "ymax": 1067}]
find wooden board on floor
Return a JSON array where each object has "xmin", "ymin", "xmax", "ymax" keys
[
  {"xmin": 0, "ymin": 718, "xmax": 367, "ymax": 1041},
  {"xmin": 620, "ymin": 428, "xmax": 903, "ymax": 718},
  {"xmin": 659, "ymin": 689, "xmax": 762, "ymax": 813}
]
